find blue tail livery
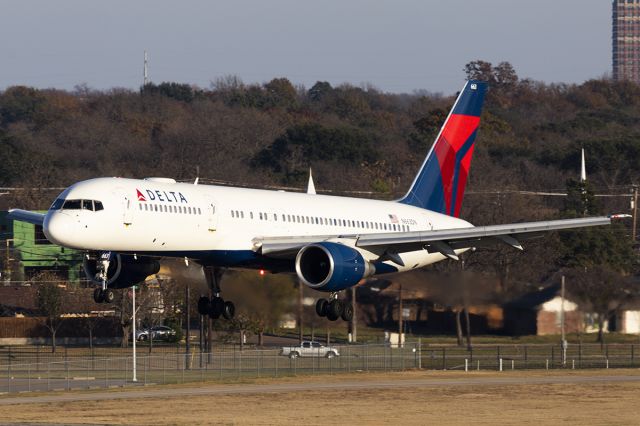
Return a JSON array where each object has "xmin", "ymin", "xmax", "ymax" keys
[{"xmin": 399, "ymin": 80, "xmax": 487, "ymax": 217}]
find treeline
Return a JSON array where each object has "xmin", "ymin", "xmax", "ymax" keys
[{"xmin": 2, "ymin": 62, "xmax": 640, "ymax": 207}]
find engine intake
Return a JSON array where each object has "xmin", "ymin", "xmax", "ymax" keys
[
  {"xmin": 83, "ymin": 253, "xmax": 160, "ymax": 289},
  {"xmin": 295, "ymin": 242, "xmax": 375, "ymax": 292}
]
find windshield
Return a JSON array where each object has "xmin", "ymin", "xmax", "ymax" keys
[{"xmin": 52, "ymin": 199, "xmax": 105, "ymax": 211}]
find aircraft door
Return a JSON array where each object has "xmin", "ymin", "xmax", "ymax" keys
[
  {"xmin": 123, "ymin": 195, "xmax": 134, "ymax": 226},
  {"xmin": 204, "ymin": 196, "xmax": 218, "ymax": 232}
]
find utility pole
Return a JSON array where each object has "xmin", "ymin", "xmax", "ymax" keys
[
  {"xmin": 298, "ymin": 281, "xmax": 303, "ymax": 344},
  {"xmin": 561, "ymin": 275, "xmax": 567, "ymax": 367},
  {"xmin": 632, "ymin": 185, "xmax": 638, "ymax": 243},
  {"xmin": 398, "ymin": 283, "xmax": 403, "ymax": 348},
  {"xmin": 350, "ymin": 286, "xmax": 357, "ymax": 343},
  {"xmin": 185, "ymin": 283, "xmax": 191, "ymax": 369},
  {"xmin": 132, "ymin": 285, "xmax": 137, "ymax": 382}
]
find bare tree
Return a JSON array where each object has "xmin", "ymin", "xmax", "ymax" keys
[
  {"xmin": 564, "ymin": 266, "xmax": 637, "ymax": 345},
  {"xmin": 36, "ymin": 281, "xmax": 67, "ymax": 353}
]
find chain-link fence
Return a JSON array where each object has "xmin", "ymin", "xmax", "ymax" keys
[{"xmin": 1, "ymin": 342, "xmax": 638, "ymax": 394}]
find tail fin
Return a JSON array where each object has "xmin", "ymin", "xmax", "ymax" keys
[{"xmin": 399, "ymin": 80, "xmax": 487, "ymax": 217}]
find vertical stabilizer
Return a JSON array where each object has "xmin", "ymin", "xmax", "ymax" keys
[{"xmin": 399, "ymin": 80, "xmax": 487, "ymax": 217}]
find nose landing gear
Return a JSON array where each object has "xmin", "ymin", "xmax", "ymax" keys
[
  {"xmin": 92, "ymin": 252, "xmax": 115, "ymax": 304},
  {"xmin": 93, "ymin": 288, "xmax": 115, "ymax": 304},
  {"xmin": 315, "ymin": 293, "xmax": 353, "ymax": 322}
]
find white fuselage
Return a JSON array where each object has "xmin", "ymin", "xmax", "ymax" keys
[{"xmin": 43, "ymin": 177, "xmax": 473, "ymax": 274}]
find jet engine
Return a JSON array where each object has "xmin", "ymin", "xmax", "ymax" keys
[
  {"xmin": 83, "ymin": 253, "xmax": 160, "ymax": 289},
  {"xmin": 295, "ymin": 242, "xmax": 375, "ymax": 292}
]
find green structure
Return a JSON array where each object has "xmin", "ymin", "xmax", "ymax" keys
[{"xmin": 0, "ymin": 211, "xmax": 84, "ymax": 284}]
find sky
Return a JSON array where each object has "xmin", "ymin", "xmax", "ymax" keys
[{"xmin": 0, "ymin": 0, "xmax": 612, "ymax": 95}]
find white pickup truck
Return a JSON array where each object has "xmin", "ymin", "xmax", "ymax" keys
[{"xmin": 281, "ymin": 341, "xmax": 340, "ymax": 359}]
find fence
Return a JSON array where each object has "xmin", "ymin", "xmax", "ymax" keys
[
  {"xmin": 0, "ymin": 342, "xmax": 638, "ymax": 394},
  {"xmin": 0, "ymin": 343, "xmax": 420, "ymax": 394}
]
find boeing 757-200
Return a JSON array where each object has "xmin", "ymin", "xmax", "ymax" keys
[{"xmin": 9, "ymin": 81, "xmax": 613, "ymax": 322}]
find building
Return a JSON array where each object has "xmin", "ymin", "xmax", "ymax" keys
[
  {"xmin": 613, "ymin": 0, "xmax": 640, "ymax": 82},
  {"xmin": 0, "ymin": 211, "xmax": 84, "ymax": 284},
  {"xmin": 503, "ymin": 284, "xmax": 585, "ymax": 336}
]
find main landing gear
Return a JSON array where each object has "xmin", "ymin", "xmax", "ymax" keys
[
  {"xmin": 315, "ymin": 293, "xmax": 353, "ymax": 322},
  {"xmin": 197, "ymin": 267, "xmax": 235, "ymax": 320}
]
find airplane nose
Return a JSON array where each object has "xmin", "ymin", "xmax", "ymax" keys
[{"xmin": 43, "ymin": 212, "xmax": 77, "ymax": 247}]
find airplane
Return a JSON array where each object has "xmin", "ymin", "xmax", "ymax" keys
[{"xmin": 9, "ymin": 80, "xmax": 614, "ymax": 322}]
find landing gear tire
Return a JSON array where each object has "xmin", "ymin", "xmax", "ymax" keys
[
  {"xmin": 327, "ymin": 311, "xmax": 339, "ymax": 321},
  {"xmin": 315, "ymin": 299, "xmax": 329, "ymax": 317},
  {"xmin": 209, "ymin": 297, "xmax": 224, "ymax": 319},
  {"xmin": 93, "ymin": 288, "xmax": 104, "ymax": 304},
  {"xmin": 197, "ymin": 297, "xmax": 210, "ymax": 316},
  {"xmin": 103, "ymin": 289, "xmax": 115, "ymax": 304},
  {"xmin": 222, "ymin": 301, "xmax": 235, "ymax": 320},
  {"xmin": 327, "ymin": 299, "xmax": 344, "ymax": 321},
  {"xmin": 341, "ymin": 304, "xmax": 353, "ymax": 322}
]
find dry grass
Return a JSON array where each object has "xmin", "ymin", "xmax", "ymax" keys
[{"xmin": 1, "ymin": 370, "xmax": 640, "ymax": 425}]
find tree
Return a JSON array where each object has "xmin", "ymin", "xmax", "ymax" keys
[
  {"xmin": 308, "ymin": 81, "xmax": 333, "ymax": 102},
  {"xmin": 559, "ymin": 179, "xmax": 636, "ymax": 272},
  {"xmin": 223, "ymin": 271, "xmax": 297, "ymax": 346},
  {"xmin": 263, "ymin": 78, "xmax": 298, "ymax": 109},
  {"xmin": 564, "ymin": 266, "xmax": 637, "ymax": 344},
  {"xmin": 36, "ymin": 281, "xmax": 67, "ymax": 353},
  {"xmin": 408, "ymin": 108, "xmax": 448, "ymax": 154}
]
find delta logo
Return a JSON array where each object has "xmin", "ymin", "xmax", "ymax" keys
[{"xmin": 135, "ymin": 188, "xmax": 188, "ymax": 203}]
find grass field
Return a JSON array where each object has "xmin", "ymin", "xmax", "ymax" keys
[{"xmin": 1, "ymin": 370, "xmax": 639, "ymax": 425}]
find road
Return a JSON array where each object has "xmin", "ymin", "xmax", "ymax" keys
[{"xmin": 2, "ymin": 372, "xmax": 640, "ymax": 406}]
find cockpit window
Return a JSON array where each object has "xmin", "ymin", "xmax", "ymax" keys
[
  {"xmin": 60, "ymin": 199, "xmax": 104, "ymax": 211},
  {"xmin": 63, "ymin": 199, "xmax": 82, "ymax": 210},
  {"xmin": 50, "ymin": 198, "xmax": 64, "ymax": 210}
]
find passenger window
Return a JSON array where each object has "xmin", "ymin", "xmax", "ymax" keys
[
  {"xmin": 240, "ymin": 211, "xmax": 244, "ymax": 218},
  {"xmin": 232, "ymin": 211, "xmax": 235, "ymax": 218},
  {"xmin": 138, "ymin": 204, "xmax": 142, "ymax": 211},
  {"xmin": 274, "ymin": 214, "xmax": 277, "ymax": 221},
  {"xmin": 250, "ymin": 212, "xmax": 254, "ymax": 219}
]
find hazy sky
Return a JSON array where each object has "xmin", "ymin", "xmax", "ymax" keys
[{"xmin": 0, "ymin": 0, "xmax": 611, "ymax": 95}]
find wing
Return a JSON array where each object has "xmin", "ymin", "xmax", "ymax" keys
[
  {"xmin": 8, "ymin": 209, "xmax": 45, "ymax": 226},
  {"xmin": 253, "ymin": 216, "xmax": 612, "ymax": 262}
]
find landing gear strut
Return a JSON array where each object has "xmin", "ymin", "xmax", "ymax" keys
[
  {"xmin": 92, "ymin": 252, "xmax": 114, "ymax": 304},
  {"xmin": 316, "ymin": 292, "xmax": 352, "ymax": 322},
  {"xmin": 197, "ymin": 267, "xmax": 235, "ymax": 320}
]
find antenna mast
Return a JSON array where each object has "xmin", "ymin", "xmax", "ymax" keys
[{"xmin": 143, "ymin": 50, "xmax": 149, "ymax": 86}]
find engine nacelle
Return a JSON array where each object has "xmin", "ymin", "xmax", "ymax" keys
[
  {"xmin": 295, "ymin": 242, "xmax": 375, "ymax": 292},
  {"xmin": 83, "ymin": 253, "xmax": 160, "ymax": 289}
]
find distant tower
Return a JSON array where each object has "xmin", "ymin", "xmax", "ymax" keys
[
  {"xmin": 143, "ymin": 50, "xmax": 149, "ymax": 86},
  {"xmin": 613, "ymin": 0, "xmax": 640, "ymax": 82},
  {"xmin": 580, "ymin": 148, "xmax": 587, "ymax": 182}
]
